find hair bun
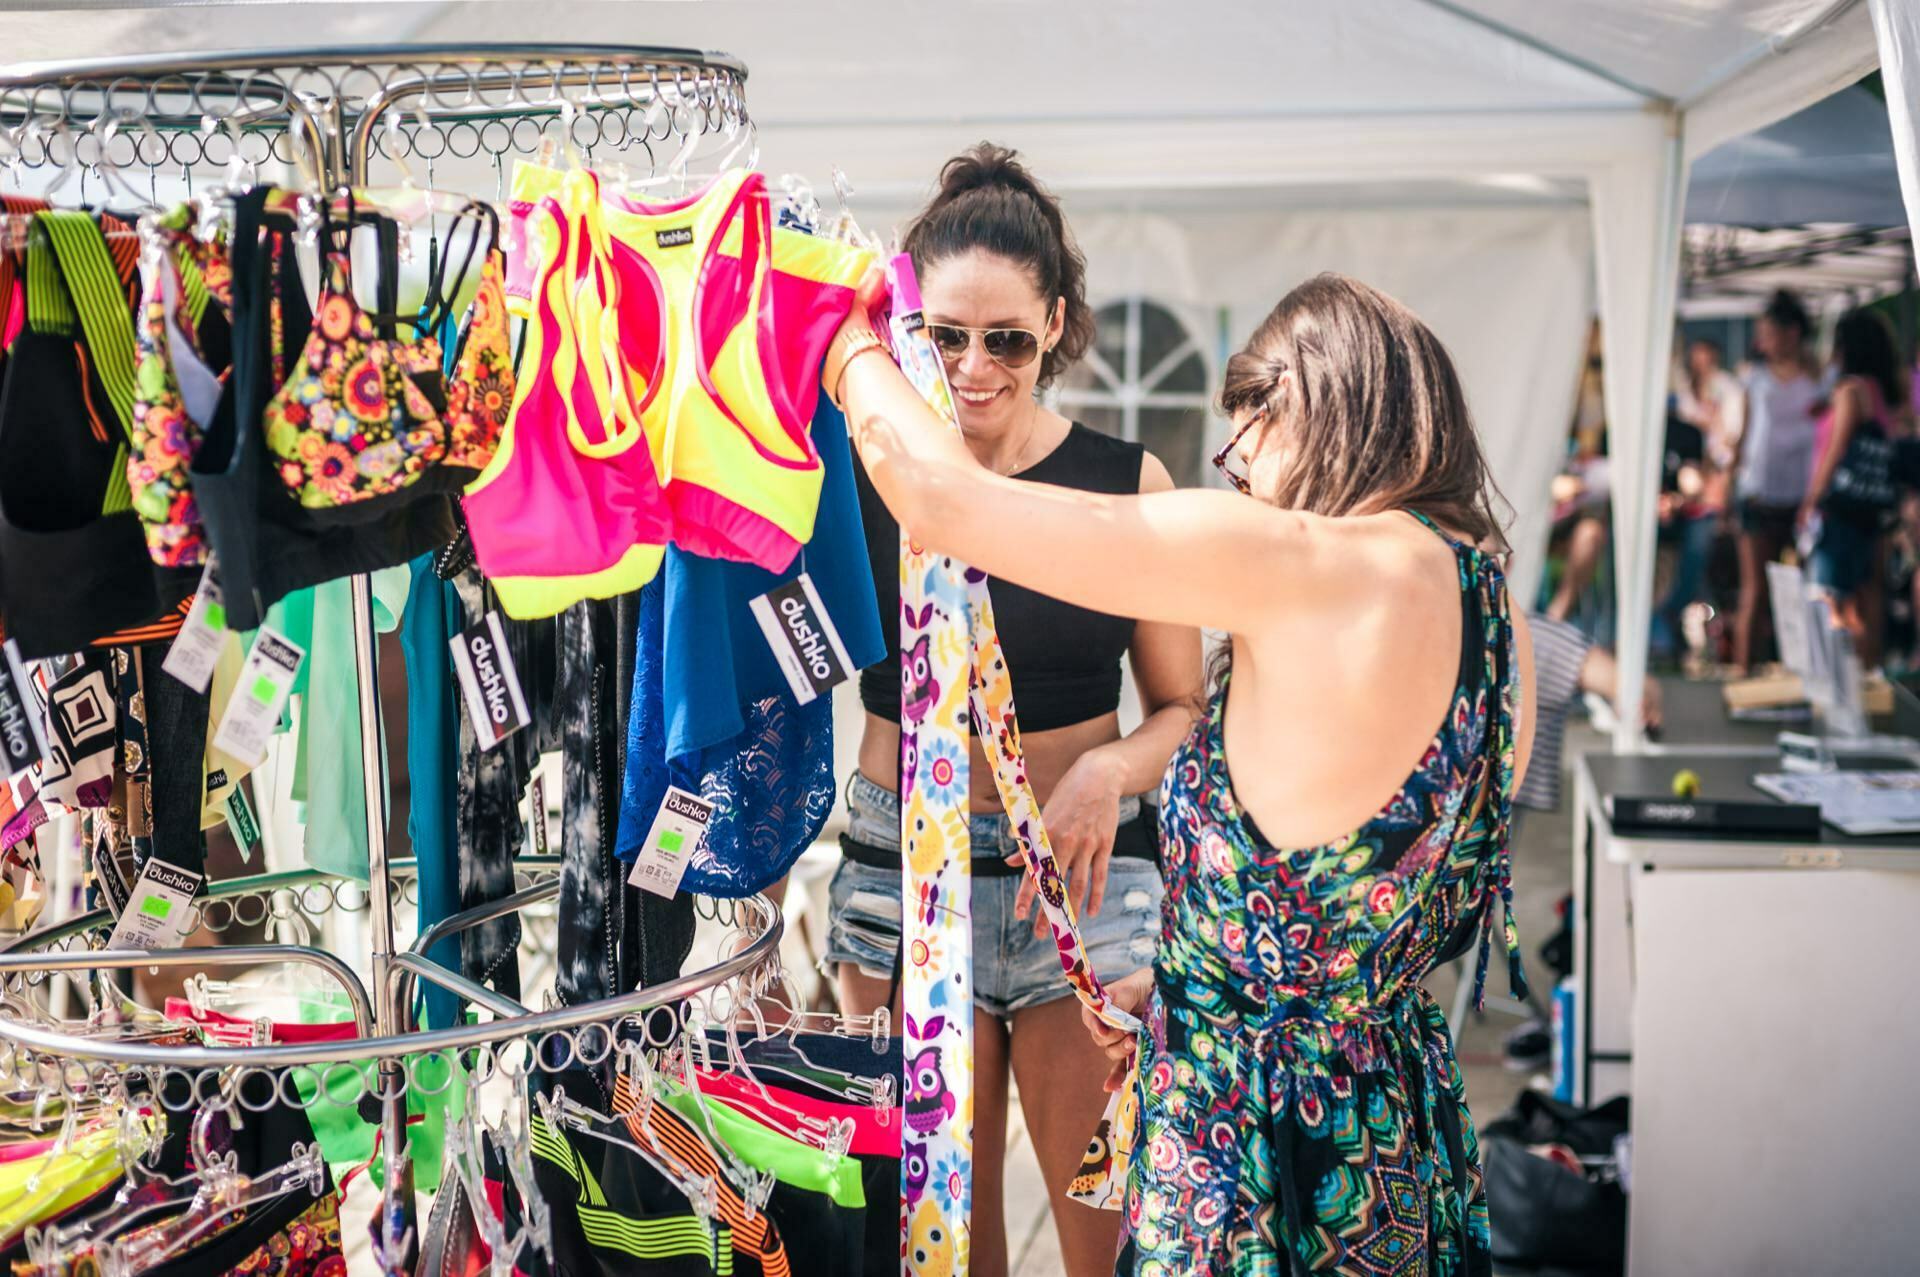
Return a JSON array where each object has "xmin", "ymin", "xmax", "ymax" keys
[
  {"xmin": 906, "ymin": 142, "xmax": 1093, "ymax": 389},
  {"xmin": 936, "ymin": 142, "xmax": 1043, "ymax": 203}
]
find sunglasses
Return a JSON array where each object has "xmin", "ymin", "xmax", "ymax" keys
[
  {"xmin": 927, "ymin": 323, "xmax": 1044, "ymax": 370},
  {"xmin": 1211, "ymin": 406, "xmax": 1266, "ymax": 495}
]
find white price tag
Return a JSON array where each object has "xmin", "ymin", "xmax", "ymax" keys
[
  {"xmin": 105, "ymin": 858, "xmax": 204, "ymax": 951},
  {"xmin": 749, "ymin": 573, "xmax": 853, "ymax": 706},
  {"xmin": 211, "ymin": 626, "xmax": 303, "ymax": 766},
  {"xmin": 161, "ymin": 558, "xmax": 227, "ymax": 693},
  {"xmin": 626, "ymin": 786, "xmax": 712, "ymax": 898}
]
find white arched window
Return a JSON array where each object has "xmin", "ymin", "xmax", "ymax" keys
[{"xmin": 1055, "ymin": 297, "xmax": 1217, "ymax": 488}]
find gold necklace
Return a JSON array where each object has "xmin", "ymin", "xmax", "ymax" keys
[{"xmin": 988, "ymin": 404, "xmax": 1043, "ymax": 477}]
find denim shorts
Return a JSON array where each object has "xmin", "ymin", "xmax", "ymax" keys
[
  {"xmin": 1809, "ymin": 515, "xmax": 1879, "ymax": 595},
  {"xmin": 823, "ymin": 774, "xmax": 1162, "ymax": 1018}
]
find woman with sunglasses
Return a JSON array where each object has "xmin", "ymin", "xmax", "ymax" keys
[
  {"xmin": 826, "ymin": 144, "xmax": 1203, "ymax": 1276},
  {"xmin": 825, "ymin": 270, "xmax": 1537, "ymax": 1275}
]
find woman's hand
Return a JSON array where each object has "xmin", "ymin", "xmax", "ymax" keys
[
  {"xmin": 1082, "ymin": 967, "xmax": 1153, "ymax": 1092},
  {"xmin": 820, "ymin": 267, "xmax": 890, "ymax": 404},
  {"xmin": 1017, "ymin": 746, "xmax": 1127, "ymax": 935}
]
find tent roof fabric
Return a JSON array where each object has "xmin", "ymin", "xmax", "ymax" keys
[
  {"xmin": 0, "ymin": 2, "xmax": 1875, "ymax": 132},
  {"xmin": 1687, "ymin": 84, "xmax": 1905, "ymax": 226}
]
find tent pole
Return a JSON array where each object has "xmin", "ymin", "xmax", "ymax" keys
[{"xmin": 1595, "ymin": 115, "xmax": 1690, "ymax": 754}]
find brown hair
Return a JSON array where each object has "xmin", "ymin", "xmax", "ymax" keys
[
  {"xmin": 1220, "ymin": 272, "xmax": 1506, "ymax": 546},
  {"xmin": 902, "ymin": 142, "xmax": 1093, "ymax": 388}
]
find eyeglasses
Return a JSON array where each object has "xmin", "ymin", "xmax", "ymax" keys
[
  {"xmin": 926, "ymin": 323, "xmax": 1044, "ymax": 370},
  {"xmin": 1211, "ymin": 407, "xmax": 1266, "ymax": 495}
]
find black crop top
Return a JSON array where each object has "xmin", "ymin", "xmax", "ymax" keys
[{"xmin": 855, "ymin": 422, "xmax": 1144, "ymax": 732}]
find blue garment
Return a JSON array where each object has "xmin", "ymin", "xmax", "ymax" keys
[
  {"xmin": 663, "ymin": 400, "xmax": 884, "ymax": 758},
  {"xmin": 401, "ymin": 553, "xmax": 464, "ymax": 1030},
  {"xmin": 615, "ymin": 400, "xmax": 883, "ymax": 895}
]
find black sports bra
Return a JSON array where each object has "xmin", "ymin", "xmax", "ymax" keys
[
  {"xmin": 854, "ymin": 422, "xmax": 1144, "ymax": 732},
  {"xmin": 192, "ymin": 188, "xmax": 455, "ymax": 631},
  {"xmin": 0, "ymin": 214, "xmax": 196, "ymax": 658}
]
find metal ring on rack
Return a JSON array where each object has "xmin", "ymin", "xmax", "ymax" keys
[
  {"xmin": 238, "ymin": 1066, "xmax": 278, "ymax": 1113},
  {"xmin": 320, "ymin": 1059, "xmax": 365, "ymax": 1109},
  {"xmin": 409, "ymin": 1050, "xmax": 454, "ymax": 1098}
]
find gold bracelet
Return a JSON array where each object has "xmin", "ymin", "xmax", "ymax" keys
[{"xmin": 826, "ymin": 326, "xmax": 887, "ymax": 411}]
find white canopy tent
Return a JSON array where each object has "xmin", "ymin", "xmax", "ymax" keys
[{"xmin": 1, "ymin": 0, "xmax": 1909, "ymax": 749}]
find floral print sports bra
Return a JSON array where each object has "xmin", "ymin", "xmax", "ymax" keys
[{"xmin": 261, "ymin": 200, "xmax": 513, "ymax": 517}]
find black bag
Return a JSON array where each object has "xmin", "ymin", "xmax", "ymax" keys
[
  {"xmin": 1483, "ymin": 1093, "xmax": 1629, "ymax": 1275},
  {"xmin": 1822, "ymin": 423, "xmax": 1898, "ymax": 523}
]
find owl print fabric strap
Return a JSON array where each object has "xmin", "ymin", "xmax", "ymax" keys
[{"xmin": 888, "ymin": 255, "xmax": 974, "ymax": 1277}]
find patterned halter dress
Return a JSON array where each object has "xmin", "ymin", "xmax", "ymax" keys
[{"xmin": 1120, "ymin": 512, "xmax": 1526, "ymax": 1277}]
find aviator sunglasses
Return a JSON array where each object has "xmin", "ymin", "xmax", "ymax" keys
[{"xmin": 927, "ymin": 323, "xmax": 1045, "ymax": 370}]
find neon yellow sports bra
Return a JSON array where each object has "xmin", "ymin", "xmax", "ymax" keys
[{"xmin": 505, "ymin": 163, "xmax": 872, "ymax": 572}]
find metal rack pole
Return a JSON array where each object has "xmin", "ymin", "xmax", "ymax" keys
[{"xmin": 348, "ymin": 572, "xmax": 415, "ymax": 1269}]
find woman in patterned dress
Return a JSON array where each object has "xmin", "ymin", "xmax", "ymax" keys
[{"xmin": 827, "ymin": 271, "xmax": 1537, "ymax": 1275}]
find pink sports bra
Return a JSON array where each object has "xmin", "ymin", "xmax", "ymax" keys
[{"xmin": 462, "ymin": 170, "xmax": 672, "ymax": 618}]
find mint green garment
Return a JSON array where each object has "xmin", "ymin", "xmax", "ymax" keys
[
  {"xmin": 265, "ymin": 568, "xmax": 410, "ymax": 881},
  {"xmin": 659, "ymin": 1087, "xmax": 865, "ymax": 1208}
]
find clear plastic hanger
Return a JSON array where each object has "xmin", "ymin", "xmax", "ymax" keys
[
  {"xmin": 692, "ymin": 1004, "xmax": 857, "ymax": 1158},
  {"xmin": 621, "ymin": 80, "xmax": 703, "ymax": 195},
  {"xmin": 628, "ymin": 1033, "xmax": 771, "ymax": 1207},
  {"xmin": 191, "ymin": 114, "xmax": 261, "ymax": 247},
  {"xmin": 698, "ymin": 973, "xmax": 891, "ymax": 1108},
  {"xmin": 533, "ymin": 1076, "xmax": 722, "ymax": 1222},
  {"xmin": 96, "ymin": 1141, "xmax": 327, "ymax": 1277},
  {"xmin": 429, "ymin": 1054, "xmax": 548, "ymax": 1277},
  {"xmin": 87, "ymin": 120, "xmax": 167, "ymax": 215},
  {"xmin": 439, "ymin": 1122, "xmax": 539, "ymax": 1277}
]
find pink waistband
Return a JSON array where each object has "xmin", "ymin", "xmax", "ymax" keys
[
  {"xmin": 163, "ymin": 998, "xmax": 358, "ymax": 1045},
  {"xmin": 694, "ymin": 1066, "xmax": 900, "ymax": 1158}
]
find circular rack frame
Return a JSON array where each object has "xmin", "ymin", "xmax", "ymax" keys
[{"xmin": 0, "ymin": 44, "xmax": 752, "ymax": 187}]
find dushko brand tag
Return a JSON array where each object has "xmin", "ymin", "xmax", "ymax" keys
[
  {"xmin": 161, "ymin": 558, "xmax": 227, "ymax": 693},
  {"xmin": 529, "ymin": 773, "xmax": 549, "ymax": 856},
  {"xmin": 449, "ymin": 612, "xmax": 530, "ymax": 751},
  {"xmin": 0, "ymin": 640, "xmax": 48, "ymax": 779},
  {"xmin": 225, "ymin": 781, "xmax": 262, "ymax": 862},
  {"xmin": 92, "ymin": 839, "xmax": 133, "ymax": 919},
  {"xmin": 106, "ymin": 858, "xmax": 204, "ymax": 951},
  {"xmin": 750, "ymin": 574, "xmax": 854, "ymax": 706},
  {"xmin": 212, "ymin": 626, "xmax": 304, "ymax": 766},
  {"xmin": 627, "ymin": 785, "xmax": 713, "ymax": 898}
]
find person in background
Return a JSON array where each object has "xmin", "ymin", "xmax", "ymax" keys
[
  {"xmin": 828, "ymin": 143, "xmax": 1203, "ymax": 1277},
  {"xmin": 1499, "ymin": 611, "xmax": 1662, "ymax": 1071},
  {"xmin": 1656, "ymin": 338, "xmax": 1743, "ymax": 661},
  {"xmin": 1544, "ymin": 443, "xmax": 1610, "ymax": 624},
  {"xmin": 1729, "ymin": 290, "xmax": 1823, "ymax": 673},
  {"xmin": 1801, "ymin": 308, "xmax": 1914, "ymax": 668},
  {"xmin": 1518, "ymin": 613, "xmax": 1663, "ymax": 818}
]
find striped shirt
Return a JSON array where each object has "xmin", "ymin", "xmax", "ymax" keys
[{"xmin": 1517, "ymin": 614, "xmax": 1592, "ymax": 812}]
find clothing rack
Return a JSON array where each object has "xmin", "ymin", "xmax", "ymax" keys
[{"xmin": 0, "ymin": 44, "xmax": 769, "ymax": 1275}]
